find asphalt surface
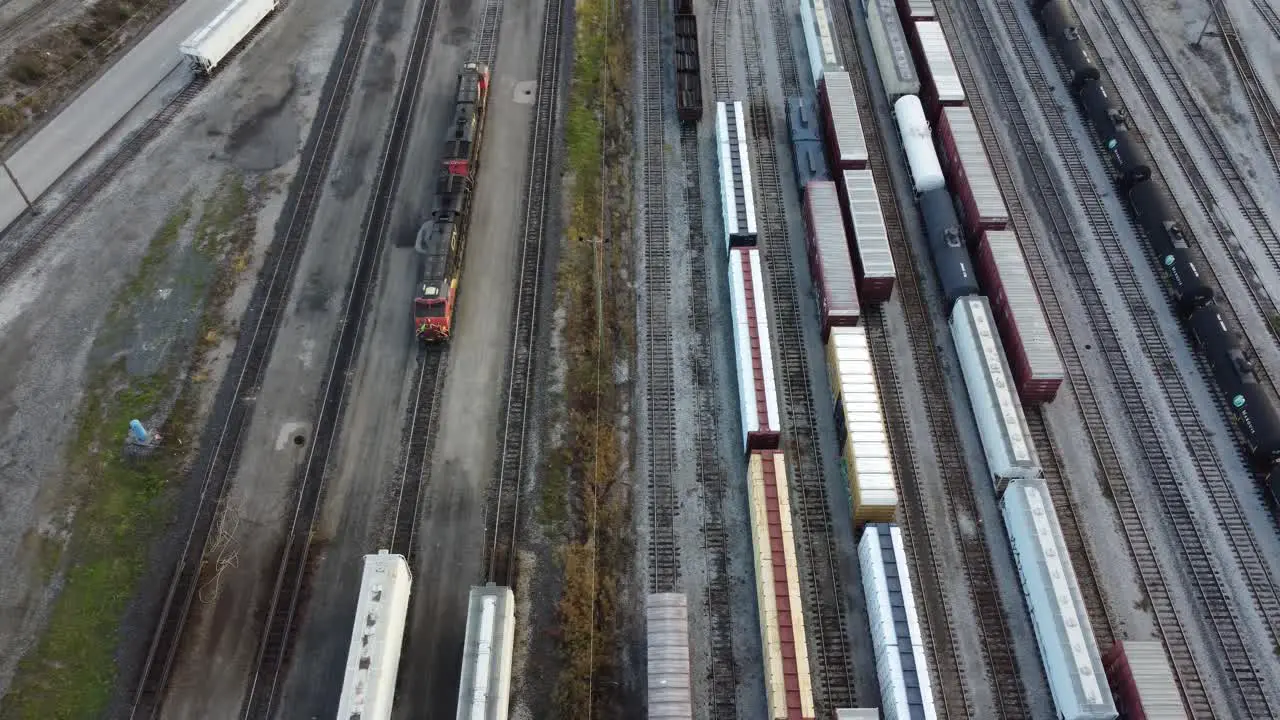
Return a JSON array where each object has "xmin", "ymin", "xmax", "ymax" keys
[
  {"xmin": 0, "ymin": 0, "xmax": 234, "ymax": 230},
  {"xmin": 155, "ymin": 0, "xmax": 424, "ymax": 713},
  {"xmin": 394, "ymin": 0, "xmax": 546, "ymax": 713}
]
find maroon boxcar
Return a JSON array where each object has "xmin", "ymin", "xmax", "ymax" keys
[
  {"xmin": 804, "ymin": 181, "xmax": 861, "ymax": 339},
  {"xmin": 1103, "ymin": 641, "xmax": 1188, "ymax": 720},
  {"xmin": 975, "ymin": 230, "xmax": 1064, "ymax": 403},
  {"xmin": 937, "ymin": 106, "xmax": 1009, "ymax": 242}
]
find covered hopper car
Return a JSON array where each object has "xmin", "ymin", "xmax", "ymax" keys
[
  {"xmin": 336, "ymin": 551, "xmax": 412, "ymax": 720},
  {"xmin": 179, "ymin": 0, "xmax": 277, "ymax": 73},
  {"xmin": 414, "ymin": 63, "xmax": 490, "ymax": 342}
]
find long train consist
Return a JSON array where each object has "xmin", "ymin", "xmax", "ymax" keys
[
  {"xmin": 413, "ymin": 62, "xmax": 490, "ymax": 342},
  {"xmin": 1033, "ymin": 0, "xmax": 1280, "ymax": 482}
]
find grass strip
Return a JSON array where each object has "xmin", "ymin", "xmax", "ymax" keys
[
  {"xmin": 1, "ymin": 174, "xmax": 254, "ymax": 719},
  {"xmin": 546, "ymin": 0, "xmax": 634, "ymax": 715}
]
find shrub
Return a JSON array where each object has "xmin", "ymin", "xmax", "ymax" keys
[{"xmin": 9, "ymin": 53, "xmax": 49, "ymax": 86}]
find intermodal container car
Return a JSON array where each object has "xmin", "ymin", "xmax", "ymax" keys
[
  {"xmin": 974, "ymin": 230, "xmax": 1064, "ymax": 403},
  {"xmin": 805, "ymin": 181, "xmax": 861, "ymax": 339},
  {"xmin": 728, "ymin": 248, "xmax": 782, "ymax": 451},
  {"xmin": 937, "ymin": 106, "xmax": 1008, "ymax": 240},
  {"xmin": 747, "ymin": 451, "xmax": 818, "ymax": 720}
]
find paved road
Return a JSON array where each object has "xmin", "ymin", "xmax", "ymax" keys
[{"xmin": 0, "ymin": 0, "xmax": 229, "ymax": 230}]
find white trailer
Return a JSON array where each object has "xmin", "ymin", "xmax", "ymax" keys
[
  {"xmin": 179, "ymin": 0, "xmax": 278, "ymax": 73},
  {"xmin": 336, "ymin": 550, "xmax": 412, "ymax": 720},
  {"xmin": 950, "ymin": 295, "xmax": 1040, "ymax": 489}
]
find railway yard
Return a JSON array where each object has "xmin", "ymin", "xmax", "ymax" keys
[{"xmin": 0, "ymin": 0, "xmax": 1278, "ymax": 716}]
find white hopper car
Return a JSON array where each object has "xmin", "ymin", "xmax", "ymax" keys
[
  {"xmin": 864, "ymin": 0, "xmax": 920, "ymax": 100},
  {"xmin": 950, "ymin": 295, "xmax": 1040, "ymax": 489},
  {"xmin": 1002, "ymin": 480, "xmax": 1117, "ymax": 720},
  {"xmin": 179, "ymin": 0, "xmax": 278, "ymax": 73},
  {"xmin": 336, "ymin": 550, "xmax": 412, "ymax": 720}
]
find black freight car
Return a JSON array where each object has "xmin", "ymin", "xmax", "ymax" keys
[
  {"xmin": 787, "ymin": 97, "xmax": 830, "ymax": 189},
  {"xmin": 1127, "ymin": 182, "xmax": 1214, "ymax": 312},
  {"xmin": 919, "ymin": 186, "xmax": 979, "ymax": 306},
  {"xmin": 1078, "ymin": 80, "xmax": 1151, "ymax": 187},
  {"xmin": 674, "ymin": 10, "xmax": 703, "ymax": 121},
  {"xmin": 1039, "ymin": 0, "xmax": 1099, "ymax": 90},
  {"xmin": 1187, "ymin": 305, "xmax": 1280, "ymax": 468}
]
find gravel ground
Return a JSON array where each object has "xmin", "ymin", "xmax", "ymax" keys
[
  {"xmin": 0, "ymin": 0, "xmax": 347, "ymax": 705},
  {"xmin": 961, "ymin": 0, "xmax": 1280, "ymax": 711}
]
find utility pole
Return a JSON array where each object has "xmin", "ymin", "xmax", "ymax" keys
[{"xmin": 2, "ymin": 160, "xmax": 30, "ymax": 209}]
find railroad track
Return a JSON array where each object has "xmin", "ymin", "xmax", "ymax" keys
[
  {"xmin": 1208, "ymin": 0, "xmax": 1280, "ymax": 179},
  {"xmin": 1257, "ymin": 0, "xmax": 1280, "ymax": 40},
  {"xmin": 1085, "ymin": 0, "xmax": 1280, "ymax": 347},
  {"xmin": 825, "ymin": 2, "xmax": 1032, "ymax": 716},
  {"xmin": 640, "ymin": 0, "xmax": 677, "ymax": 597},
  {"xmin": 389, "ymin": 349, "xmax": 448, "ymax": 560},
  {"xmin": 125, "ymin": 0, "xmax": 380, "ymax": 715},
  {"xmin": 1018, "ymin": 0, "xmax": 1280, "ymax": 686},
  {"xmin": 738, "ymin": 0, "xmax": 860, "ymax": 713},
  {"xmin": 1078, "ymin": 0, "xmax": 1280, "ymax": 501},
  {"xmin": 944, "ymin": 0, "xmax": 1280, "ymax": 713},
  {"xmin": 238, "ymin": 0, "xmax": 444, "ymax": 712},
  {"xmin": 486, "ymin": 0, "xmax": 564, "ymax": 587}
]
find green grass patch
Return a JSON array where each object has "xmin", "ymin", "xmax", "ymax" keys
[{"xmin": 1, "ymin": 175, "xmax": 254, "ymax": 720}]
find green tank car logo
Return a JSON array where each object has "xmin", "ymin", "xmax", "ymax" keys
[
  {"xmin": 1107, "ymin": 138, "xmax": 1118, "ymax": 149},
  {"xmin": 1164, "ymin": 255, "xmax": 1175, "ymax": 266},
  {"xmin": 1234, "ymin": 395, "xmax": 1246, "ymax": 408}
]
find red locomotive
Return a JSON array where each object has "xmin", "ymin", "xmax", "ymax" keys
[{"xmin": 414, "ymin": 62, "xmax": 490, "ymax": 342}]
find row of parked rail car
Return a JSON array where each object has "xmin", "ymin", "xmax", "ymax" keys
[
  {"xmin": 1033, "ymin": 0, "xmax": 1280, "ymax": 488},
  {"xmin": 850, "ymin": 0, "xmax": 1191, "ymax": 717}
]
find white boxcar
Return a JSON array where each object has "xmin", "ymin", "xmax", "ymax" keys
[
  {"xmin": 1002, "ymin": 480, "xmax": 1117, "ymax": 720},
  {"xmin": 716, "ymin": 101, "xmax": 758, "ymax": 250},
  {"xmin": 826, "ymin": 327, "xmax": 897, "ymax": 525},
  {"xmin": 859, "ymin": 524, "xmax": 938, "ymax": 720},
  {"xmin": 456, "ymin": 584, "xmax": 516, "ymax": 720},
  {"xmin": 865, "ymin": 0, "xmax": 920, "ymax": 99},
  {"xmin": 950, "ymin": 295, "xmax": 1040, "ymax": 487},
  {"xmin": 820, "ymin": 71, "xmax": 869, "ymax": 170},
  {"xmin": 800, "ymin": 0, "xmax": 843, "ymax": 87},
  {"xmin": 337, "ymin": 550, "xmax": 412, "ymax": 720},
  {"xmin": 179, "ymin": 0, "xmax": 277, "ymax": 73},
  {"xmin": 842, "ymin": 169, "xmax": 896, "ymax": 303},
  {"xmin": 914, "ymin": 22, "xmax": 964, "ymax": 112},
  {"xmin": 646, "ymin": 594, "xmax": 693, "ymax": 720},
  {"xmin": 893, "ymin": 95, "xmax": 945, "ymax": 194},
  {"xmin": 729, "ymin": 248, "xmax": 782, "ymax": 451},
  {"xmin": 835, "ymin": 710, "xmax": 881, "ymax": 719}
]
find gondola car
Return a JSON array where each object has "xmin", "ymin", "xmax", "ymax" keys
[
  {"xmin": 1187, "ymin": 305, "xmax": 1280, "ymax": 468},
  {"xmin": 1077, "ymin": 80, "xmax": 1151, "ymax": 187},
  {"xmin": 414, "ymin": 63, "xmax": 489, "ymax": 342},
  {"xmin": 1038, "ymin": 0, "xmax": 1099, "ymax": 90},
  {"xmin": 1127, "ymin": 182, "xmax": 1214, "ymax": 312}
]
